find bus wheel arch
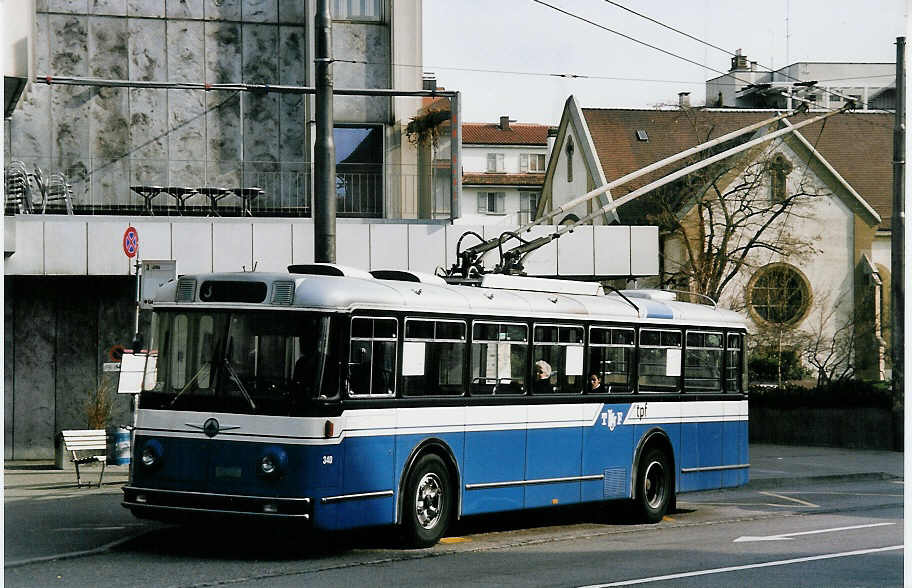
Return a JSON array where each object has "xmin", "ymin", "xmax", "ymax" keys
[
  {"xmin": 397, "ymin": 439, "xmax": 460, "ymax": 536},
  {"xmin": 631, "ymin": 429, "xmax": 675, "ymax": 521}
]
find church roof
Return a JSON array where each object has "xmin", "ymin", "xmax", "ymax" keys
[{"xmin": 580, "ymin": 108, "xmax": 894, "ymax": 226}]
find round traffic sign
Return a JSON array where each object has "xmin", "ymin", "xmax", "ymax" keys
[{"xmin": 123, "ymin": 226, "xmax": 139, "ymax": 258}]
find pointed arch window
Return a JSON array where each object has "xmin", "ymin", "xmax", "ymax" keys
[
  {"xmin": 769, "ymin": 153, "xmax": 793, "ymax": 203},
  {"xmin": 565, "ymin": 136, "xmax": 574, "ymax": 183}
]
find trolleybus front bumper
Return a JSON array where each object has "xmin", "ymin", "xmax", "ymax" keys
[{"xmin": 122, "ymin": 486, "xmax": 313, "ymax": 522}]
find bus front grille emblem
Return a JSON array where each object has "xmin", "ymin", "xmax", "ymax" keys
[{"xmin": 203, "ymin": 418, "xmax": 220, "ymax": 437}]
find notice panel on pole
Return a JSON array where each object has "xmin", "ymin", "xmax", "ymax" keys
[{"xmin": 141, "ymin": 259, "xmax": 177, "ymax": 309}]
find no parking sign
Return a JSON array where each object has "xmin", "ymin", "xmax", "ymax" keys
[{"xmin": 123, "ymin": 226, "xmax": 139, "ymax": 258}]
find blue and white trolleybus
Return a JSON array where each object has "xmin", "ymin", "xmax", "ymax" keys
[{"xmin": 122, "ymin": 265, "xmax": 749, "ymax": 546}]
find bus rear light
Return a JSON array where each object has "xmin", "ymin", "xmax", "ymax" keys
[{"xmin": 324, "ymin": 421, "xmax": 334, "ymax": 438}]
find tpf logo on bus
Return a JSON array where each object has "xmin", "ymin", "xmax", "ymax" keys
[{"xmin": 600, "ymin": 409, "xmax": 623, "ymax": 431}]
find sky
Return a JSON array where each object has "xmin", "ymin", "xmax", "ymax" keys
[{"xmin": 422, "ymin": 0, "xmax": 908, "ymax": 125}]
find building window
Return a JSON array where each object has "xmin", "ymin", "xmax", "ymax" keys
[
  {"xmin": 333, "ymin": 0, "xmax": 383, "ymax": 21},
  {"xmin": 769, "ymin": 153, "xmax": 792, "ymax": 203},
  {"xmin": 518, "ymin": 191, "xmax": 539, "ymax": 224},
  {"xmin": 477, "ymin": 192, "xmax": 505, "ymax": 215},
  {"xmin": 520, "ymin": 153, "xmax": 546, "ymax": 172},
  {"xmin": 748, "ymin": 263, "xmax": 811, "ymax": 325},
  {"xmin": 486, "ymin": 153, "xmax": 505, "ymax": 173},
  {"xmin": 565, "ymin": 136, "xmax": 574, "ymax": 182},
  {"xmin": 334, "ymin": 125, "xmax": 383, "ymax": 217}
]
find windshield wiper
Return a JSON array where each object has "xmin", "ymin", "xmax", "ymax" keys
[
  {"xmin": 168, "ymin": 362, "xmax": 212, "ymax": 408},
  {"xmin": 222, "ymin": 337, "xmax": 256, "ymax": 411}
]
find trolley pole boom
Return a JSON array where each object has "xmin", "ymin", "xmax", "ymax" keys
[
  {"xmin": 449, "ymin": 104, "xmax": 811, "ymax": 277},
  {"xmin": 497, "ymin": 102, "xmax": 853, "ymax": 274}
]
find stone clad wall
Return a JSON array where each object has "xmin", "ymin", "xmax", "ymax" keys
[
  {"xmin": 5, "ymin": 2, "xmax": 401, "ymax": 211},
  {"xmin": 4, "ymin": 276, "xmax": 137, "ymax": 460}
]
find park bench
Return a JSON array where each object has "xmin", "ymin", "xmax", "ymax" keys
[{"xmin": 59, "ymin": 429, "xmax": 107, "ymax": 488}]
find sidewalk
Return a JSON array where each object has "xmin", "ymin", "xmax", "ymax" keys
[
  {"xmin": 4, "ymin": 444, "xmax": 903, "ymax": 499},
  {"xmin": 748, "ymin": 444, "xmax": 903, "ymax": 488}
]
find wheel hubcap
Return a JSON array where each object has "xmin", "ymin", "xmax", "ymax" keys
[
  {"xmin": 644, "ymin": 460, "xmax": 665, "ymax": 509},
  {"xmin": 415, "ymin": 472, "xmax": 443, "ymax": 529}
]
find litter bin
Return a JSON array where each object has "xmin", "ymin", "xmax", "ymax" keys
[{"xmin": 112, "ymin": 427, "xmax": 131, "ymax": 465}]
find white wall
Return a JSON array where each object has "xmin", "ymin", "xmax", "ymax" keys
[
  {"xmin": 549, "ymin": 125, "xmax": 594, "ymax": 223},
  {"xmin": 4, "ymin": 216, "xmax": 658, "ymax": 278}
]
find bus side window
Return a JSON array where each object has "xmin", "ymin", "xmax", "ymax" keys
[
  {"xmin": 725, "ymin": 332, "xmax": 743, "ymax": 393},
  {"xmin": 638, "ymin": 328, "xmax": 682, "ymax": 393},
  {"xmin": 685, "ymin": 331, "xmax": 723, "ymax": 392},
  {"xmin": 349, "ymin": 317, "xmax": 398, "ymax": 397},
  {"xmin": 588, "ymin": 326, "xmax": 634, "ymax": 393},
  {"xmin": 471, "ymin": 322, "xmax": 527, "ymax": 395},
  {"xmin": 533, "ymin": 324, "xmax": 584, "ymax": 394},
  {"xmin": 402, "ymin": 319, "xmax": 466, "ymax": 396}
]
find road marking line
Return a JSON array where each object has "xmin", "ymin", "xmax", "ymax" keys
[
  {"xmin": 757, "ymin": 490, "xmax": 818, "ymax": 508},
  {"xmin": 577, "ymin": 545, "xmax": 904, "ymax": 587},
  {"xmin": 733, "ymin": 521, "xmax": 895, "ymax": 543},
  {"xmin": 678, "ymin": 501, "xmax": 796, "ymax": 508},
  {"xmin": 54, "ymin": 526, "xmax": 142, "ymax": 532},
  {"xmin": 439, "ymin": 537, "xmax": 470, "ymax": 544},
  {"xmin": 774, "ymin": 491, "xmax": 903, "ymax": 497}
]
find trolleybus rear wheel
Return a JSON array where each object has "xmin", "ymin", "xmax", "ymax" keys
[
  {"xmin": 403, "ymin": 453, "xmax": 452, "ymax": 547},
  {"xmin": 635, "ymin": 447, "xmax": 671, "ymax": 523}
]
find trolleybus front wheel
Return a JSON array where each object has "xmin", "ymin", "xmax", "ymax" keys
[
  {"xmin": 635, "ymin": 447, "xmax": 672, "ymax": 523},
  {"xmin": 402, "ymin": 453, "xmax": 452, "ymax": 547}
]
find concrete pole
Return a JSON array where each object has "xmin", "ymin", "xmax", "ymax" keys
[
  {"xmin": 891, "ymin": 37, "xmax": 904, "ymax": 410},
  {"xmin": 314, "ymin": 0, "xmax": 336, "ymax": 263}
]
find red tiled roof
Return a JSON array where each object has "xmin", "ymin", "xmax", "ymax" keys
[
  {"xmin": 581, "ymin": 108, "xmax": 893, "ymax": 226},
  {"xmin": 463, "ymin": 173, "xmax": 545, "ymax": 186},
  {"xmin": 463, "ymin": 123, "xmax": 550, "ymax": 145}
]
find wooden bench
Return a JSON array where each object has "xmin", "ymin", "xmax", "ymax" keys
[{"xmin": 60, "ymin": 430, "xmax": 107, "ymax": 488}]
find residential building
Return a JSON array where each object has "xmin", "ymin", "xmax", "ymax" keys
[
  {"xmin": 706, "ymin": 50, "xmax": 895, "ymax": 111},
  {"xmin": 540, "ymin": 96, "xmax": 892, "ymax": 381},
  {"xmin": 459, "ymin": 117, "xmax": 552, "ymax": 225}
]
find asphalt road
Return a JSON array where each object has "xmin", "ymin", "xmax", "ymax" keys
[{"xmin": 5, "ymin": 476, "xmax": 903, "ymax": 587}]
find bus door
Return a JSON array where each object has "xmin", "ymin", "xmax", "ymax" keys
[
  {"xmin": 463, "ymin": 321, "xmax": 528, "ymax": 515},
  {"xmin": 525, "ymin": 324, "xmax": 585, "ymax": 508}
]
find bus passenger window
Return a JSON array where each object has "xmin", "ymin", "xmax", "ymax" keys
[
  {"xmin": 685, "ymin": 331, "xmax": 723, "ymax": 392},
  {"xmin": 471, "ymin": 322, "xmax": 527, "ymax": 395},
  {"xmin": 533, "ymin": 324, "xmax": 584, "ymax": 394},
  {"xmin": 638, "ymin": 329, "xmax": 682, "ymax": 392},
  {"xmin": 349, "ymin": 317, "xmax": 398, "ymax": 397},
  {"xmin": 402, "ymin": 319, "xmax": 466, "ymax": 396},
  {"xmin": 588, "ymin": 327, "xmax": 634, "ymax": 393},
  {"xmin": 725, "ymin": 333, "xmax": 743, "ymax": 393}
]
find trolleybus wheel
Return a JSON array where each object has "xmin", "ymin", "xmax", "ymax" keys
[
  {"xmin": 403, "ymin": 453, "xmax": 451, "ymax": 547},
  {"xmin": 635, "ymin": 447, "xmax": 671, "ymax": 523}
]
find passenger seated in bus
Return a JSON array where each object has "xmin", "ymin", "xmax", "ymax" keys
[
  {"xmin": 589, "ymin": 372, "xmax": 602, "ymax": 392},
  {"xmin": 533, "ymin": 360, "xmax": 554, "ymax": 394}
]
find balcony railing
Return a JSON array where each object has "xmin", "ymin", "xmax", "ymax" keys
[{"xmin": 4, "ymin": 159, "xmax": 453, "ymax": 220}]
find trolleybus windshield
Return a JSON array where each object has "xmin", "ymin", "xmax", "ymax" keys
[{"xmin": 140, "ymin": 310, "xmax": 336, "ymax": 415}]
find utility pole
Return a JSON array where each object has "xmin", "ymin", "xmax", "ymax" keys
[
  {"xmin": 314, "ymin": 0, "xmax": 336, "ymax": 263},
  {"xmin": 891, "ymin": 37, "xmax": 904, "ymax": 434}
]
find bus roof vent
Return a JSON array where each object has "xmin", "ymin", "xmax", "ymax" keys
[
  {"xmin": 370, "ymin": 269, "xmax": 447, "ymax": 285},
  {"xmin": 287, "ymin": 263, "xmax": 374, "ymax": 280},
  {"xmin": 620, "ymin": 289, "xmax": 677, "ymax": 302},
  {"xmin": 176, "ymin": 277, "xmax": 197, "ymax": 302},
  {"xmin": 480, "ymin": 274, "xmax": 604, "ymax": 296},
  {"xmin": 271, "ymin": 280, "xmax": 295, "ymax": 305}
]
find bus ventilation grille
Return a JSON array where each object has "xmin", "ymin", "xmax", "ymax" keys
[
  {"xmin": 603, "ymin": 468, "xmax": 627, "ymax": 499},
  {"xmin": 176, "ymin": 278, "xmax": 197, "ymax": 302},
  {"xmin": 271, "ymin": 281, "xmax": 295, "ymax": 305}
]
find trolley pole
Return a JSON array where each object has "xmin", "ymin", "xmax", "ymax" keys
[
  {"xmin": 891, "ymin": 37, "xmax": 904, "ymax": 427},
  {"xmin": 314, "ymin": 0, "xmax": 336, "ymax": 263}
]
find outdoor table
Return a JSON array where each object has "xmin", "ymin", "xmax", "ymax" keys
[
  {"xmin": 130, "ymin": 185, "xmax": 165, "ymax": 215},
  {"xmin": 231, "ymin": 187, "xmax": 265, "ymax": 216},
  {"xmin": 163, "ymin": 186, "xmax": 197, "ymax": 214},
  {"xmin": 195, "ymin": 187, "xmax": 234, "ymax": 216}
]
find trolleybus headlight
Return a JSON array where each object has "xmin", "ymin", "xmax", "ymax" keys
[
  {"xmin": 140, "ymin": 439, "xmax": 164, "ymax": 469},
  {"xmin": 258, "ymin": 446, "xmax": 288, "ymax": 478}
]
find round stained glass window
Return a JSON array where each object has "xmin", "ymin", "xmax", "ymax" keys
[{"xmin": 748, "ymin": 264, "xmax": 811, "ymax": 325}]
